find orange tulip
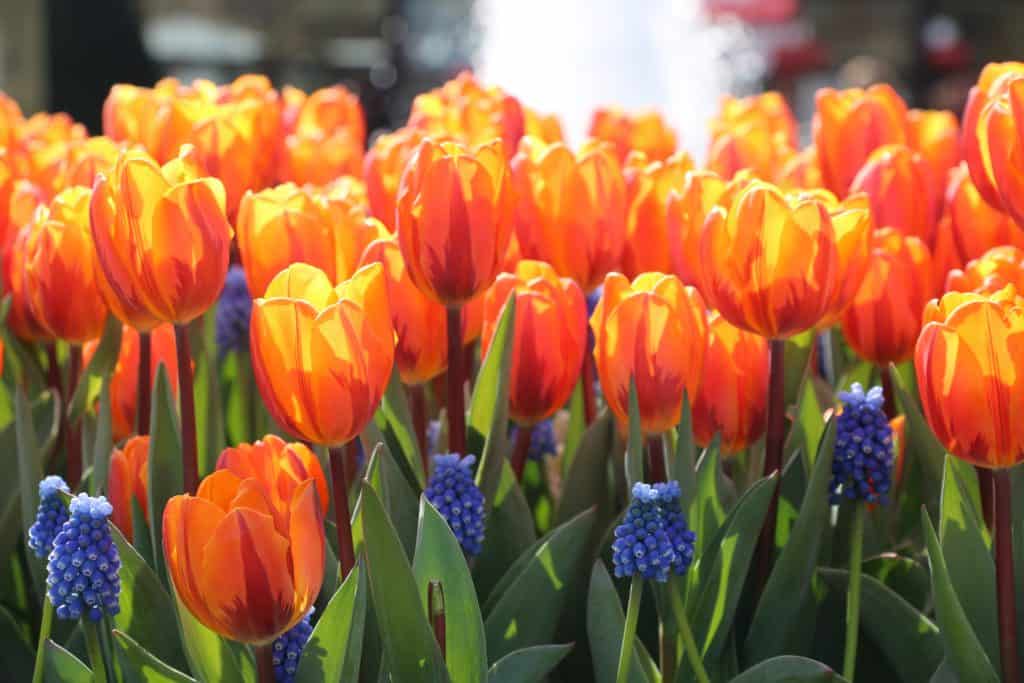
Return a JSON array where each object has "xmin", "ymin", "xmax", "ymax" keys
[
  {"xmin": 972, "ymin": 76, "xmax": 1024, "ymax": 228},
  {"xmin": 591, "ymin": 271, "xmax": 707, "ymax": 434},
  {"xmin": 90, "ymin": 146, "xmax": 233, "ymax": 329},
  {"xmin": 23, "ymin": 187, "xmax": 109, "ymax": 343},
  {"xmin": 108, "ymin": 436, "xmax": 149, "ymax": 542},
  {"xmin": 906, "ymin": 108, "xmax": 959, "ymax": 209},
  {"xmin": 278, "ymin": 85, "xmax": 365, "ymax": 185},
  {"xmin": 163, "ymin": 468, "xmax": 324, "ymax": 643},
  {"xmin": 699, "ymin": 181, "xmax": 872, "ymax": 338},
  {"xmin": 217, "ymin": 435, "xmax": 329, "ymax": 517},
  {"xmin": 587, "ymin": 106, "xmax": 677, "ymax": 163},
  {"xmin": 3, "ymin": 224, "xmax": 49, "ymax": 341},
  {"xmin": 849, "ymin": 144, "xmax": 936, "ymax": 242},
  {"xmin": 621, "ymin": 150, "xmax": 695, "ymax": 277},
  {"xmin": 813, "ymin": 84, "xmax": 908, "ymax": 197},
  {"xmin": 710, "ymin": 92, "xmax": 799, "ymax": 147},
  {"xmin": 408, "ymin": 71, "xmax": 524, "ymax": 152},
  {"xmin": 775, "ymin": 145, "xmax": 823, "ymax": 191},
  {"xmin": 395, "ymin": 139, "xmax": 514, "ymax": 306},
  {"xmin": 510, "ymin": 137, "xmax": 626, "ymax": 292},
  {"xmin": 962, "ymin": 62, "xmax": 1024, "ymax": 211},
  {"xmin": 57, "ymin": 136, "xmax": 122, "ymax": 193},
  {"xmin": 707, "ymin": 124, "xmax": 795, "ymax": 182},
  {"xmin": 946, "ymin": 246, "xmax": 1024, "ymax": 295},
  {"xmin": 84, "ymin": 324, "xmax": 179, "ymax": 441},
  {"xmin": 364, "ymin": 126, "xmax": 430, "ymax": 230},
  {"xmin": 9, "ymin": 112, "xmax": 87, "ymax": 194},
  {"xmin": 693, "ymin": 312, "xmax": 769, "ymax": 454},
  {"xmin": 943, "ymin": 163, "xmax": 1024, "ymax": 266},
  {"xmin": 840, "ymin": 229, "xmax": 935, "ymax": 365},
  {"xmin": 915, "ymin": 288, "xmax": 1024, "ymax": 468},
  {"xmin": 236, "ymin": 182, "xmax": 384, "ymax": 298},
  {"xmin": 250, "ymin": 263, "xmax": 394, "ymax": 446},
  {"xmin": 523, "ymin": 107, "xmax": 564, "ymax": 143},
  {"xmin": 482, "ymin": 260, "xmax": 587, "ymax": 424},
  {"xmin": 0, "ymin": 91, "xmax": 24, "ymax": 150}
]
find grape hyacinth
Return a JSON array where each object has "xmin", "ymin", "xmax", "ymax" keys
[
  {"xmin": 271, "ymin": 610, "xmax": 314, "ymax": 683},
  {"xmin": 509, "ymin": 419, "xmax": 557, "ymax": 461},
  {"xmin": 27, "ymin": 475, "xmax": 70, "ymax": 559},
  {"xmin": 612, "ymin": 481, "xmax": 696, "ymax": 582},
  {"xmin": 215, "ymin": 264, "xmax": 252, "ymax": 358},
  {"xmin": 830, "ymin": 383, "xmax": 894, "ymax": 505},
  {"xmin": 46, "ymin": 494, "xmax": 121, "ymax": 622},
  {"xmin": 426, "ymin": 454, "xmax": 486, "ymax": 556},
  {"xmin": 426, "ymin": 419, "xmax": 441, "ymax": 456}
]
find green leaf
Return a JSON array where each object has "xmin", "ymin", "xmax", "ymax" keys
[
  {"xmin": 474, "ymin": 463, "xmax": 539, "ymax": 602},
  {"xmin": 471, "ymin": 297, "xmax": 516, "ymax": 506},
  {"xmin": 563, "ymin": 379, "xmax": 586, "ymax": 474},
  {"xmin": 15, "ymin": 386, "xmax": 59, "ymax": 597},
  {"xmin": 361, "ymin": 484, "xmax": 449, "ymax": 682},
  {"xmin": 147, "ymin": 365, "xmax": 182, "ymax": 586},
  {"xmin": 625, "ymin": 379, "xmax": 643, "ymax": 488},
  {"xmin": 744, "ymin": 419, "xmax": 835, "ymax": 663},
  {"xmin": 413, "ymin": 497, "xmax": 488, "ymax": 683},
  {"xmin": 862, "ymin": 553, "xmax": 930, "ymax": 612},
  {"xmin": 193, "ymin": 344, "xmax": 224, "ymax": 479},
  {"xmin": 374, "ymin": 368, "xmax": 426, "ymax": 489},
  {"xmin": 554, "ymin": 411, "xmax": 614, "ymax": 525},
  {"xmin": 783, "ymin": 331, "xmax": 815, "ymax": 406},
  {"xmin": 0, "ymin": 296, "xmax": 46, "ymax": 389},
  {"xmin": 113, "ymin": 630, "xmax": 196, "ymax": 682},
  {"xmin": 295, "ymin": 562, "xmax": 368, "ymax": 683},
  {"xmin": 921, "ymin": 509, "xmax": 999, "ymax": 683},
  {"xmin": 671, "ymin": 392, "xmax": 698, "ymax": 511},
  {"xmin": 89, "ymin": 381, "xmax": 114, "ymax": 496},
  {"xmin": 889, "ymin": 364, "xmax": 944, "ymax": 494},
  {"xmin": 43, "ymin": 641, "xmax": 92, "ymax": 683},
  {"xmin": 173, "ymin": 590, "xmax": 253, "ymax": 683},
  {"xmin": 486, "ymin": 644, "xmax": 573, "ymax": 683},
  {"xmin": 484, "ymin": 507, "xmax": 595, "ymax": 661},
  {"xmin": 68, "ymin": 315, "xmax": 122, "ymax": 422},
  {"xmin": 689, "ymin": 441, "xmax": 727, "ymax": 562},
  {"xmin": 728, "ymin": 655, "xmax": 848, "ymax": 683},
  {"xmin": 819, "ymin": 568, "xmax": 942, "ymax": 683},
  {"xmin": 586, "ymin": 561, "xmax": 654, "ymax": 683},
  {"xmin": 0, "ymin": 604, "xmax": 33, "ymax": 681},
  {"xmin": 358, "ymin": 438, "xmax": 419, "ymax": 558}
]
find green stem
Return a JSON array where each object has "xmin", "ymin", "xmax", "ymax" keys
[
  {"xmin": 31, "ymin": 598, "xmax": 54, "ymax": 683},
  {"xmin": 83, "ymin": 620, "xmax": 108, "ymax": 683},
  {"xmin": 615, "ymin": 576, "xmax": 643, "ymax": 683},
  {"xmin": 843, "ymin": 504, "xmax": 866, "ymax": 681},
  {"xmin": 669, "ymin": 579, "xmax": 710, "ymax": 683}
]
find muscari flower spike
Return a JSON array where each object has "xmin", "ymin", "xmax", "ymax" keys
[
  {"xmin": 426, "ymin": 453, "xmax": 486, "ymax": 557},
  {"xmin": 216, "ymin": 264, "xmax": 252, "ymax": 358},
  {"xmin": 830, "ymin": 383, "xmax": 894, "ymax": 505},
  {"xmin": 426, "ymin": 419, "xmax": 441, "ymax": 456},
  {"xmin": 28, "ymin": 475, "xmax": 71, "ymax": 559},
  {"xmin": 509, "ymin": 419, "xmax": 557, "ymax": 461},
  {"xmin": 272, "ymin": 609, "xmax": 314, "ymax": 683},
  {"xmin": 612, "ymin": 481, "xmax": 696, "ymax": 583},
  {"xmin": 46, "ymin": 494, "xmax": 121, "ymax": 622}
]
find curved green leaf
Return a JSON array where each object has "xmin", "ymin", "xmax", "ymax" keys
[
  {"xmin": 295, "ymin": 562, "xmax": 367, "ymax": 683},
  {"xmin": 173, "ymin": 589, "xmax": 253, "ymax": 683},
  {"xmin": 625, "ymin": 379, "xmax": 643, "ymax": 488},
  {"xmin": 0, "ymin": 604, "xmax": 33, "ymax": 681},
  {"xmin": 147, "ymin": 365, "xmax": 182, "ymax": 586},
  {"xmin": 486, "ymin": 644, "xmax": 573, "ymax": 683},
  {"xmin": 470, "ymin": 297, "xmax": 515, "ymax": 505},
  {"xmin": 89, "ymin": 381, "xmax": 113, "ymax": 496},
  {"xmin": 729, "ymin": 655, "xmax": 848, "ymax": 683},
  {"xmin": 672, "ymin": 392, "xmax": 698, "ymax": 512},
  {"xmin": 113, "ymin": 630, "xmax": 196, "ymax": 682},
  {"xmin": 43, "ymin": 641, "xmax": 91, "ymax": 683},
  {"xmin": 862, "ymin": 553, "xmax": 930, "ymax": 612},
  {"xmin": 375, "ymin": 367, "xmax": 426, "ymax": 489},
  {"xmin": 586, "ymin": 561, "xmax": 654, "ymax": 683},
  {"xmin": 474, "ymin": 462, "xmax": 538, "ymax": 602},
  {"xmin": 68, "ymin": 315, "xmax": 122, "ymax": 422},
  {"xmin": 555, "ymin": 411, "xmax": 614, "ymax": 525}
]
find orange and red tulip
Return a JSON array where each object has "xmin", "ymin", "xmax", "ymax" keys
[
  {"xmin": 849, "ymin": 144, "xmax": 937, "ymax": 242},
  {"xmin": 0, "ymin": 91, "xmax": 23, "ymax": 150},
  {"xmin": 970, "ymin": 76, "xmax": 1024, "ymax": 228},
  {"xmin": 906, "ymin": 108, "xmax": 959, "ymax": 209},
  {"xmin": 408, "ymin": 71, "xmax": 524, "ymax": 152},
  {"xmin": 693, "ymin": 311, "xmax": 769, "ymax": 454},
  {"xmin": 510, "ymin": 137, "xmax": 626, "ymax": 292},
  {"xmin": 8, "ymin": 112, "xmax": 87, "ymax": 194},
  {"xmin": 587, "ymin": 106, "xmax": 677, "ymax": 163},
  {"xmin": 775, "ymin": 145, "xmax": 823, "ymax": 191},
  {"xmin": 2, "ymin": 224, "xmax": 49, "ymax": 341},
  {"xmin": 482, "ymin": 260, "xmax": 587, "ymax": 425},
  {"xmin": 962, "ymin": 62, "xmax": 1024, "ymax": 211},
  {"xmin": 216, "ymin": 435, "xmax": 329, "ymax": 518},
  {"xmin": 707, "ymin": 124, "xmax": 795, "ymax": 182},
  {"xmin": 250, "ymin": 263, "xmax": 395, "ymax": 446},
  {"xmin": 621, "ymin": 150, "xmax": 695, "ymax": 277},
  {"xmin": 395, "ymin": 139, "xmax": 514, "ymax": 306},
  {"xmin": 163, "ymin": 468, "xmax": 324, "ymax": 643},
  {"xmin": 364, "ymin": 126, "xmax": 430, "ymax": 230},
  {"xmin": 946, "ymin": 246, "xmax": 1024, "ymax": 295},
  {"xmin": 108, "ymin": 436, "xmax": 149, "ymax": 542},
  {"xmin": 523, "ymin": 107, "xmax": 564, "ymax": 144},
  {"xmin": 591, "ymin": 271, "xmax": 707, "ymax": 434},
  {"xmin": 278, "ymin": 85, "xmax": 365, "ymax": 185},
  {"xmin": 710, "ymin": 92, "xmax": 799, "ymax": 148},
  {"xmin": 944, "ymin": 162, "xmax": 1023, "ymax": 264}
]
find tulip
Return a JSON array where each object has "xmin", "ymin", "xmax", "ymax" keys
[
  {"xmin": 364, "ymin": 126, "xmax": 429, "ymax": 230},
  {"xmin": 9, "ymin": 112, "xmax": 87, "ymax": 194},
  {"xmin": 0, "ymin": 90, "xmax": 23, "ymax": 150},
  {"xmin": 278, "ymin": 85, "xmax": 365, "ymax": 185},
  {"xmin": 946, "ymin": 246, "xmax": 1024, "ymax": 294},
  {"xmin": 587, "ymin": 106, "xmax": 677, "ymax": 163},
  {"xmin": 906, "ymin": 108, "xmax": 959, "ymax": 215},
  {"xmin": 56, "ymin": 136, "xmax": 122, "ymax": 194},
  {"xmin": 707, "ymin": 124, "xmax": 795, "ymax": 182},
  {"xmin": 408, "ymin": 71, "xmax": 524, "ymax": 152},
  {"xmin": 108, "ymin": 436, "xmax": 149, "ymax": 542},
  {"xmin": 710, "ymin": 92, "xmax": 799, "ymax": 147},
  {"xmin": 523, "ymin": 107, "xmax": 564, "ymax": 143},
  {"xmin": 775, "ymin": 145, "xmax": 823, "ymax": 191},
  {"xmin": 693, "ymin": 312, "xmax": 769, "ymax": 455},
  {"xmin": 962, "ymin": 62, "xmax": 1024, "ymax": 211},
  {"xmin": 621, "ymin": 151, "xmax": 695, "ymax": 277},
  {"xmin": 848, "ymin": 144, "xmax": 936, "ymax": 242},
  {"xmin": 940, "ymin": 163, "xmax": 1024, "ymax": 270},
  {"xmin": 813, "ymin": 84, "xmax": 908, "ymax": 196},
  {"xmin": 971, "ymin": 75, "xmax": 1024, "ymax": 228},
  {"xmin": 163, "ymin": 468, "xmax": 324, "ymax": 643},
  {"xmin": 2, "ymin": 224, "xmax": 49, "ymax": 342},
  {"xmin": 216, "ymin": 435, "xmax": 330, "ymax": 518}
]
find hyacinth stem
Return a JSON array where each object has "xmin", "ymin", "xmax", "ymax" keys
[
  {"xmin": 978, "ymin": 468, "xmax": 995, "ymax": 530},
  {"xmin": 754, "ymin": 338, "xmax": 787, "ymax": 594},
  {"xmin": 647, "ymin": 435, "xmax": 666, "ymax": 483},
  {"xmin": 511, "ymin": 424, "xmax": 533, "ymax": 480},
  {"xmin": 843, "ymin": 504, "xmax": 865, "ymax": 681},
  {"xmin": 669, "ymin": 579, "xmax": 710, "ymax": 683},
  {"xmin": 582, "ymin": 353, "xmax": 597, "ymax": 425},
  {"xmin": 65, "ymin": 346, "xmax": 82, "ymax": 489},
  {"xmin": 429, "ymin": 580, "xmax": 446, "ymax": 658},
  {"xmin": 329, "ymin": 444, "xmax": 356, "ymax": 579},
  {"xmin": 659, "ymin": 626, "xmax": 676, "ymax": 683},
  {"xmin": 174, "ymin": 326, "xmax": 199, "ymax": 494},
  {"xmin": 994, "ymin": 469, "xmax": 1020, "ymax": 683},
  {"xmin": 409, "ymin": 384, "xmax": 429, "ymax": 475},
  {"xmin": 255, "ymin": 642, "xmax": 275, "ymax": 683},
  {"xmin": 31, "ymin": 598, "xmax": 53, "ymax": 683},
  {"xmin": 446, "ymin": 307, "xmax": 467, "ymax": 456},
  {"xmin": 137, "ymin": 331, "xmax": 151, "ymax": 436},
  {"xmin": 615, "ymin": 575, "xmax": 643, "ymax": 683},
  {"xmin": 83, "ymin": 620, "xmax": 108, "ymax": 683}
]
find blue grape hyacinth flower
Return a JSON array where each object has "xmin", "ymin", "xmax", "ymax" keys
[
  {"xmin": 830, "ymin": 383, "xmax": 894, "ymax": 505},
  {"xmin": 272, "ymin": 609, "xmax": 314, "ymax": 683},
  {"xmin": 426, "ymin": 453, "xmax": 486, "ymax": 556},
  {"xmin": 509, "ymin": 419, "xmax": 557, "ymax": 461},
  {"xmin": 46, "ymin": 494, "xmax": 121, "ymax": 622},
  {"xmin": 27, "ymin": 475, "xmax": 71, "ymax": 559},
  {"xmin": 216, "ymin": 264, "xmax": 252, "ymax": 359},
  {"xmin": 612, "ymin": 481, "xmax": 696, "ymax": 583}
]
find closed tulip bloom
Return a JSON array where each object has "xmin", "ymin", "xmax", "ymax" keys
[
  {"xmin": 915, "ymin": 288, "xmax": 1024, "ymax": 468},
  {"xmin": 973, "ymin": 77, "xmax": 1024, "ymax": 228},
  {"xmin": 395, "ymin": 139, "xmax": 514, "ymax": 306},
  {"xmin": 511, "ymin": 137, "xmax": 626, "ymax": 292},
  {"xmin": 849, "ymin": 144, "xmax": 936, "ymax": 242},
  {"xmin": 56, "ymin": 136, "xmax": 122, "ymax": 193},
  {"xmin": 591, "ymin": 272, "xmax": 707, "ymax": 434},
  {"xmin": 279, "ymin": 86, "xmax": 365, "ymax": 185},
  {"xmin": 217, "ymin": 435, "xmax": 329, "ymax": 517},
  {"xmin": 621, "ymin": 150, "xmax": 695, "ymax": 277},
  {"xmin": 482, "ymin": 260, "xmax": 587, "ymax": 424},
  {"xmin": 906, "ymin": 108, "xmax": 959, "ymax": 210},
  {"xmin": 2, "ymin": 224, "xmax": 49, "ymax": 341},
  {"xmin": 693, "ymin": 312, "xmax": 769, "ymax": 454},
  {"xmin": 9, "ymin": 112, "xmax": 87, "ymax": 194},
  {"xmin": 707, "ymin": 124, "xmax": 795, "ymax": 182},
  {"xmin": 946, "ymin": 246, "xmax": 1024, "ymax": 294},
  {"xmin": 163, "ymin": 468, "xmax": 325, "ymax": 643},
  {"xmin": 841, "ymin": 229, "xmax": 935, "ymax": 365},
  {"xmin": 408, "ymin": 71, "xmax": 524, "ymax": 152},
  {"xmin": 710, "ymin": 92, "xmax": 799, "ymax": 147},
  {"xmin": 250, "ymin": 263, "xmax": 394, "ymax": 446},
  {"xmin": 0, "ymin": 91, "xmax": 23, "ymax": 149},
  {"xmin": 775, "ymin": 145, "xmax": 823, "ymax": 191},
  {"xmin": 962, "ymin": 62, "xmax": 1024, "ymax": 210},
  {"xmin": 107, "ymin": 436, "xmax": 149, "ymax": 542},
  {"xmin": 523, "ymin": 107, "xmax": 564, "ymax": 144},
  {"xmin": 24, "ymin": 186, "xmax": 109, "ymax": 343},
  {"xmin": 90, "ymin": 146, "xmax": 233, "ymax": 329},
  {"xmin": 813, "ymin": 84, "xmax": 908, "ymax": 197},
  {"xmin": 944, "ymin": 163, "xmax": 1024, "ymax": 267},
  {"xmin": 587, "ymin": 106, "xmax": 677, "ymax": 163},
  {"xmin": 364, "ymin": 126, "xmax": 429, "ymax": 230}
]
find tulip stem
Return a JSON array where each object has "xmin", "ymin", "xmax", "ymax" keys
[
  {"xmin": 669, "ymin": 578, "xmax": 710, "ymax": 683},
  {"xmin": 137, "ymin": 331, "xmax": 151, "ymax": 436},
  {"xmin": 31, "ymin": 598, "xmax": 53, "ymax": 683},
  {"xmin": 174, "ymin": 326, "xmax": 199, "ymax": 494},
  {"xmin": 409, "ymin": 384, "xmax": 429, "ymax": 476},
  {"xmin": 329, "ymin": 445, "xmax": 356, "ymax": 579},
  {"xmin": 83, "ymin": 620, "xmax": 108, "ymax": 683},
  {"xmin": 255, "ymin": 642, "xmax": 275, "ymax": 683},
  {"xmin": 582, "ymin": 353, "xmax": 597, "ymax": 425},
  {"xmin": 511, "ymin": 424, "xmax": 533, "ymax": 481},
  {"xmin": 615, "ymin": 575, "xmax": 643, "ymax": 683},
  {"xmin": 65, "ymin": 346, "xmax": 82, "ymax": 489},
  {"xmin": 428, "ymin": 580, "xmax": 446, "ymax": 658},
  {"xmin": 994, "ymin": 469, "xmax": 1020, "ymax": 683},
  {"xmin": 647, "ymin": 435, "xmax": 666, "ymax": 483},
  {"xmin": 843, "ymin": 504, "xmax": 865, "ymax": 681},
  {"xmin": 977, "ymin": 467, "xmax": 995, "ymax": 530},
  {"xmin": 754, "ymin": 338, "xmax": 786, "ymax": 596},
  {"xmin": 879, "ymin": 364, "xmax": 894, "ymax": 419},
  {"xmin": 446, "ymin": 307, "xmax": 466, "ymax": 455}
]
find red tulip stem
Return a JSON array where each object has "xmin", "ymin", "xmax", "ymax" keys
[
  {"xmin": 582, "ymin": 353, "xmax": 597, "ymax": 425},
  {"xmin": 463, "ymin": 343, "xmax": 476, "ymax": 393},
  {"xmin": 329, "ymin": 445, "xmax": 356, "ymax": 579},
  {"xmin": 65, "ymin": 346, "xmax": 82, "ymax": 489},
  {"xmin": 754, "ymin": 338, "xmax": 787, "ymax": 596},
  {"xmin": 879, "ymin": 364, "xmax": 894, "ymax": 419},
  {"xmin": 408, "ymin": 384, "xmax": 429, "ymax": 475},
  {"xmin": 647, "ymin": 435, "xmax": 666, "ymax": 483},
  {"xmin": 137, "ymin": 331, "xmax": 151, "ymax": 436},
  {"xmin": 45, "ymin": 342, "xmax": 62, "ymax": 396},
  {"xmin": 446, "ymin": 307, "xmax": 467, "ymax": 456},
  {"xmin": 994, "ymin": 468, "xmax": 1020, "ymax": 683},
  {"xmin": 174, "ymin": 325, "xmax": 199, "ymax": 494},
  {"xmin": 977, "ymin": 468, "xmax": 995, "ymax": 531},
  {"xmin": 255, "ymin": 643, "xmax": 275, "ymax": 683},
  {"xmin": 511, "ymin": 424, "xmax": 533, "ymax": 481},
  {"xmin": 428, "ymin": 580, "xmax": 446, "ymax": 658}
]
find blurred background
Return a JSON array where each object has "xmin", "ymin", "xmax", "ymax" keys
[{"xmin": 4, "ymin": 0, "xmax": 1021, "ymax": 155}]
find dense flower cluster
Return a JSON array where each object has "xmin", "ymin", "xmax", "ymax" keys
[
  {"xmin": 271, "ymin": 609, "xmax": 314, "ymax": 683},
  {"xmin": 425, "ymin": 453, "xmax": 486, "ymax": 556},
  {"xmin": 46, "ymin": 494, "xmax": 121, "ymax": 622},
  {"xmin": 27, "ymin": 475, "xmax": 70, "ymax": 559},
  {"xmin": 830, "ymin": 383, "xmax": 894, "ymax": 504},
  {"xmin": 612, "ymin": 481, "xmax": 696, "ymax": 582},
  {"xmin": 510, "ymin": 419, "xmax": 557, "ymax": 461},
  {"xmin": 215, "ymin": 264, "xmax": 252, "ymax": 357}
]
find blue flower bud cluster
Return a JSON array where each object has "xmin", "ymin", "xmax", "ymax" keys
[
  {"xmin": 509, "ymin": 419, "xmax": 557, "ymax": 461},
  {"xmin": 830, "ymin": 383, "xmax": 894, "ymax": 505},
  {"xmin": 216, "ymin": 264, "xmax": 252, "ymax": 358},
  {"xmin": 272, "ymin": 610, "xmax": 314, "ymax": 683},
  {"xmin": 46, "ymin": 494, "xmax": 121, "ymax": 622},
  {"xmin": 27, "ymin": 476, "xmax": 70, "ymax": 559},
  {"xmin": 612, "ymin": 481, "xmax": 696, "ymax": 582},
  {"xmin": 426, "ymin": 453, "xmax": 486, "ymax": 557}
]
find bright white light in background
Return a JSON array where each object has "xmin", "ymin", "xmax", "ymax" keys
[{"xmin": 474, "ymin": 0, "xmax": 766, "ymax": 159}]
